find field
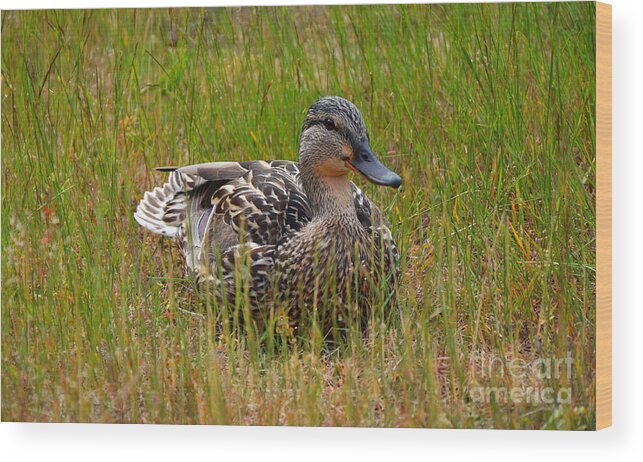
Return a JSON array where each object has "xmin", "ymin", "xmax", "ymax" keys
[{"xmin": 1, "ymin": 3, "xmax": 597, "ymax": 429}]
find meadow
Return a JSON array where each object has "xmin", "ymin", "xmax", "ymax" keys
[{"xmin": 1, "ymin": 3, "xmax": 597, "ymax": 429}]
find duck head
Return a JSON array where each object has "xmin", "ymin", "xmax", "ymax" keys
[{"xmin": 298, "ymin": 96, "xmax": 402, "ymax": 189}]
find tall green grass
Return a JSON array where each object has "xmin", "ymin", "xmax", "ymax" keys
[{"xmin": 2, "ymin": 3, "xmax": 596, "ymax": 429}]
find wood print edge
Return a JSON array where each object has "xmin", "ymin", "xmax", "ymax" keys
[{"xmin": 595, "ymin": 1, "xmax": 612, "ymax": 431}]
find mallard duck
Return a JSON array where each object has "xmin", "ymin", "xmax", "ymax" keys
[{"xmin": 135, "ymin": 96, "xmax": 401, "ymax": 330}]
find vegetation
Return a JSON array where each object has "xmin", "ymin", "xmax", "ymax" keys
[{"xmin": 2, "ymin": 3, "xmax": 596, "ymax": 429}]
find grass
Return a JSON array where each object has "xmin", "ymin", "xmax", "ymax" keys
[{"xmin": 1, "ymin": 3, "xmax": 597, "ymax": 429}]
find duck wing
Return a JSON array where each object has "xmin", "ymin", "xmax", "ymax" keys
[
  {"xmin": 208, "ymin": 161, "xmax": 311, "ymax": 245},
  {"xmin": 135, "ymin": 160, "xmax": 312, "ymax": 274}
]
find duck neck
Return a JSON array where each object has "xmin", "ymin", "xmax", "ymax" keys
[{"xmin": 300, "ymin": 168, "xmax": 358, "ymax": 222}]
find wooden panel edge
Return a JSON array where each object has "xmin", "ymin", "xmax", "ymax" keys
[{"xmin": 595, "ymin": 1, "xmax": 612, "ymax": 431}]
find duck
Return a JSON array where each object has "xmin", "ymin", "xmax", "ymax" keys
[{"xmin": 134, "ymin": 96, "xmax": 401, "ymax": 332}]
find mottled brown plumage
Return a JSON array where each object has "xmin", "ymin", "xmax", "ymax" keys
[{"xmin": 135, "ymin": 97, "xmax": 401, "ymax": 331}]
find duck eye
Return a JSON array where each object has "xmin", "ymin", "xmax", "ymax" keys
[{"xmin": 323, "ymin": 118, "xmax": 336, "ymax": 130}]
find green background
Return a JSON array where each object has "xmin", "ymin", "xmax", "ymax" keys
[{"xmin": 2, "ymin": 3, "xmax": 596, "ymax": 428}]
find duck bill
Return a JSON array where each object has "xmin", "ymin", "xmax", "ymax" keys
[{"xmin": 348, "ymin": 142, "xmax": 402, "ymax": 189}]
